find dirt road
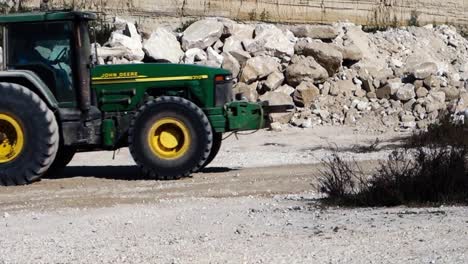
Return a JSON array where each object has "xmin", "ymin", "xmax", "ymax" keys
[{"xmin": 1, "ymin": 126, "xmax": 467, "ymax": 263}]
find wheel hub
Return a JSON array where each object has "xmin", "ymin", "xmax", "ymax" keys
[
  {"xmin": 159, "ymin": 129, "xmax": 181, "ymax": 149},
  {"xmin": 0, "ymin": 113, "xmax": 24, "ymax": 164},
  {"xmin": 148, "ymin": 118, "xmax": 191, "ymax": 160}
]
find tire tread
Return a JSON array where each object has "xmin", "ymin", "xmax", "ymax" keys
[
  {"xmin": 0, "ymin": 82, "xmax": 59, "ymax": 186},
  {"xmin": 128, "ymin": 96, "xmax": 213, "ymax": 180}
]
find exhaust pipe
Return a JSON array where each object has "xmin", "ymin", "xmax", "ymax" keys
[{"xmin": 75, "ymin": 21, "xmax": 91, "ymax": 112}]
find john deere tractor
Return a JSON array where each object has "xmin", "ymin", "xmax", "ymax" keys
[{"xmin": 0, "ymin": 11, "xmax": 281, "ymax": 186}]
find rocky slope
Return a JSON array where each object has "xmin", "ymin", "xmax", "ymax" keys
[
  {"xmin": 16, "ymin": 0, "xmax": 468, "ymax": 28},
  {"xmin": 95, "ymin": 18, "xmax": 468, "ymax": 132}
]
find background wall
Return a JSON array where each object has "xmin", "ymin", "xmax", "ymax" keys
[{"xmin": 22, "ymin": 0, "xmax": 468, "ymax": 27}]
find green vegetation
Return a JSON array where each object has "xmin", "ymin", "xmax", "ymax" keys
[
  {"xmin": 88, "ymin": 13, "xmax": 115, "ymax": 45},
  {"xmin": 364, "ymin": 7, "xmax": 399, "ymax": 33},
  {"xmin": 248, "ymin": 9, "xmax": 257, "ymax": 21},
  {"xmin": 259, "ymin": 9, "xmax": 270, "ymax": 22},
  {"xmin": 408, "ymin": 10, "xmax": 420, "ymax": 27},
  {"xmin": 0, "ymin": 1, "xmax": 31, "ymax": 14}
]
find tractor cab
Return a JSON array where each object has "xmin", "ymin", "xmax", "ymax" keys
[
  {"xmin": 1, "ymin": 11, "xmax": 96, "ymax": 110},
  {"xmin": 0, "ymin": 11, "xmax": 103, "ymax": 148}
]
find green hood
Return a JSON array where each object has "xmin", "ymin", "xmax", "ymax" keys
[{"xmin": 91, "ymin": 63, "xmax": 231, "ymax": 84}]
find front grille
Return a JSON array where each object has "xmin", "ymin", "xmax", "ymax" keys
[{"xmin": 215, "ymin": 81, "xmax": 233, "ymax": 106}]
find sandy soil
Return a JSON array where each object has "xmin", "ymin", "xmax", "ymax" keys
[{"xmin": 1, "ymin": 126, "xmax": 467, "ymax": 263}]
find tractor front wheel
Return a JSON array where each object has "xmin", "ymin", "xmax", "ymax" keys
[
  {"xmin": 45, "ymin": 145, "xmax": 76, "ymax": 178},
  {"xmin": 0, "ymin": 82, "xmax": 59, "ymax": 186},
  {"xmin": 196, "ymin": 132, "xmax": 223, "ymax": 172},
  {"xmin": 129, "ymin": 96, "xmax": 213, "ymax": 180}
]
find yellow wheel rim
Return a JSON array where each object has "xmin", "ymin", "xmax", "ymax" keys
[
  {"xmin": 0, "ymin": 113, "xmax": 24, "ymax": 164},
  {"xmin": 148, "ymin": 117, "xmax": 191, "ymax": 160}
]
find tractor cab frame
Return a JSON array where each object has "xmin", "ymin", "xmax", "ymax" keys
[{"xmin": 1, "ymin": 11, "xmax": 101, "ymax": 146}]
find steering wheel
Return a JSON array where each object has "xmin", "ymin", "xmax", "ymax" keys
[{"xmin": 51, "ymin": 46, "xmax": 68, "ymax": 64}]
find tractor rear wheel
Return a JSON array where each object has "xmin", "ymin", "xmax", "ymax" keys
[
  {"xmin": 129, "ymin": 96, "xmax": 213, "ymax": 180},
  {"xmin": 0, "ymin": 82, "xmax": 59, "ymax": 186}
]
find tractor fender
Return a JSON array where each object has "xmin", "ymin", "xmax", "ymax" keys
[{"xmin": 0, "ymin": 70, "xmax": 58, "ymax": 109}]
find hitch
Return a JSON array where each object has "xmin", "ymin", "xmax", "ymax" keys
[
  {"xmin": 224, "ymin": 100, "xmax": 295, "ymax": 131},
  {"xmin": 259, "ymin": 101, "xmax": 295, "ymax": 115}
]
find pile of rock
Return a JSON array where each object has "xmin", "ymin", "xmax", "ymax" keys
[{"xmin": 96, "ymin": 17, "xmax": 468, "ymax": 132}]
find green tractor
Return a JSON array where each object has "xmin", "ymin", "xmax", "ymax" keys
[{"xmin": 0, "ymin": 11, "xmax": 283, "ymax": 186}]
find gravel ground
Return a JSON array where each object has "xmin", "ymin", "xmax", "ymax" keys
[
  {"xmin": 70, "ymin": 126, "xmax": 405, "ymax": 169},
  {"xmin": 1, "ymin": 197, "xmax": 467, "ymax": 264},
  {"xmin": 1, "ymin": 126, "xmax": 467, "ymax": 264}
]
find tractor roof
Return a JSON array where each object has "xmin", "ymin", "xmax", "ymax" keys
[{"xmin": 0, "ymin": 11, "xmax": 97, "ymax": 24}]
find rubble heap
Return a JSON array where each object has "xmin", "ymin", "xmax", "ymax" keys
[{"xmin": 95, "ymin": 18, "xmax": 468, "ymax": 132}]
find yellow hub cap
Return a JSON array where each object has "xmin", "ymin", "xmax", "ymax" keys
[
  {"xmin": 0, "ymin": 113, "xmax": 24, "ymax": 164},
  {"xmin": 148, "ymin": 118, "xmax": 191, "ymax": 159}
]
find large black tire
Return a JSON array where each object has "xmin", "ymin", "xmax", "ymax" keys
[
  {"xmin": 197, "ymin": 132, "xmax": 223, "ymax": 171},
  {"xmin": 129, "ymin": 96, "xmax": 213, "ymax": 180},
  {"xmin": 0, "ymin": 82, "xmax": 59, "ymax": 186},
  {"xmin": 45, "ymin": 145, "xmax": 76, "ymax": 178}
]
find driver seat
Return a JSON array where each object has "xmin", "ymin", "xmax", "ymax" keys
[{"xmin": 13, "ymin": 64, "xmax": 58, "ymax": 95}]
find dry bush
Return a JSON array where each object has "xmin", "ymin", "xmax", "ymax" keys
[
  {"xmin": 361, "ymin": 147, "xmax": 468, "ymax": 206},
  {"xmin": 407, "ymin": 113, "xmax": 467, "ymax": 148},
  {"xmin": 318, "ymin": 115, "xmax": 468, "ymax": 206},
  {"xmin": 318, "ymin": 152, "xmax": 364, "ymax": 203},
  {"xmin": 90, "ymin": 17, "xmax": 116, "ymax": 46}
]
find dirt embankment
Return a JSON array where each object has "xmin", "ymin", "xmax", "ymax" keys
[{"xmin": 22, "ymin": 0, "xmax": 468, "ymax": 27}]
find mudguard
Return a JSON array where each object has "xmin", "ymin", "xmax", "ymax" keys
[{"xmin": 0, "ymin": 70, "xmax": 58, "ymax": 109}]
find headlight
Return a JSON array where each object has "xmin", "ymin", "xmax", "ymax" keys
[{"xmin": 215, "ymin": 75, "xmax": 233, "ymax": 106}]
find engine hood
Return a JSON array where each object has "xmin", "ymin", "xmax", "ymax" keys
[{"xmin": 91, "ymin": 63, "xmax": 231, "ymax": 84}]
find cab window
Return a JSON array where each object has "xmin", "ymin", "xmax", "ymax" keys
[{"xmin": 7, "ymin": 21, "xmax": 75, "ymax": 103}]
